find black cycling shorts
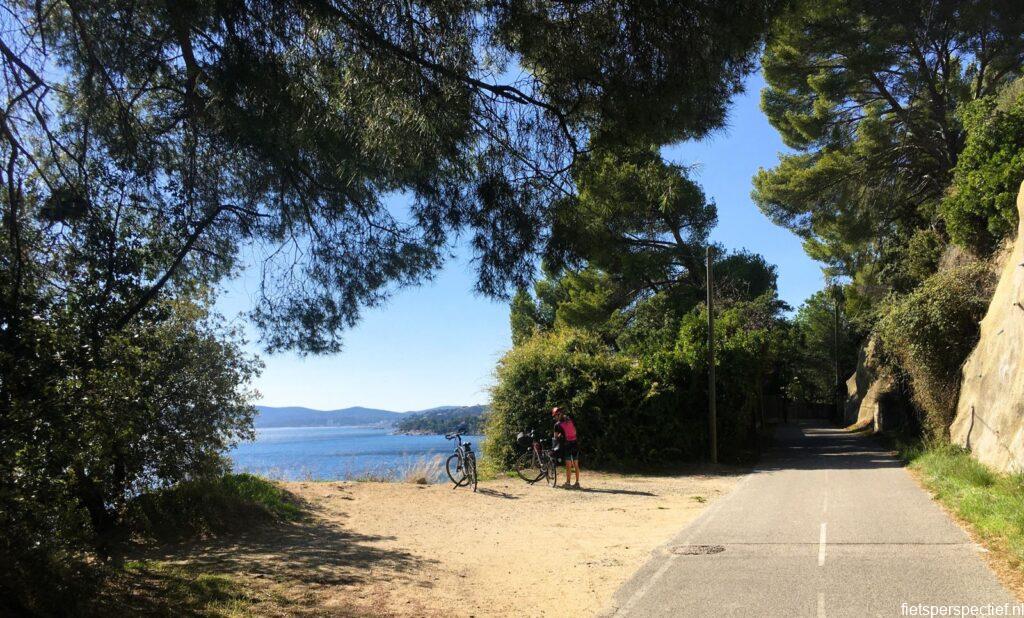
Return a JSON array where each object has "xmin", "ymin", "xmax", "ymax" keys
[{"xmin": 563, "ymin": 440, "xmax": 579, "ymax": 461}]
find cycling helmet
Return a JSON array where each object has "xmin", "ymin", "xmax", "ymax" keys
[{"xmin": 551, "ymin": 406, "xmax": 561, "ymax": 417}]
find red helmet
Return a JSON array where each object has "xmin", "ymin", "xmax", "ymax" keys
[{"xmin": 551, "ymin": 406, "xmax": 561, "ymax": 417}]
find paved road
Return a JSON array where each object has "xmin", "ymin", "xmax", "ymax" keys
[{"xmin": 607, "ymin": 422, "xmax": 1017, "ymax": 617}]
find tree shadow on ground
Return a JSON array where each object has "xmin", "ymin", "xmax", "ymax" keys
[
  {"xmin": 570, "ymin": 487, "xmax": 656, "ymax": 497},
  {"xmin": 145, "ymin": 517, "xmax": 431, "ymax": 586},
  {"xmin": 477, "ymin": 487, "xmax": 519, "ymax": 499},
  {"xmin": 110, "ymin": 488, "xmax": 438, "ymax": 615}
]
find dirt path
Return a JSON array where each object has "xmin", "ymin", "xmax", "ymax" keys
[{"xmin": 147, "ymin": 470, "xmax": 740, "ymax": 616}]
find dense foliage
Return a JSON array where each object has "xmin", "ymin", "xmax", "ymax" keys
[
  {"xmin": 754, "ymin": 0, "xmax": 1024, "ymax": 307},
  {"xmin": 942, "ymin": 80, "xmax": 1024, "ymax": 253},
  {"xmin": 786, "ymin": 290, "xmax": 859, "ymax": 404},
  {"xmin": 875, "ymin": 263, "xmax": 996, "ymax": 438},
  {"xmin": 487, "ymin": 329, "xmax": 704, "ymax": 468},
  {"xmin": 0, "ymin": 288, "xmax": 259, "ymax": 613},
  {"xmin": 490, "ymin": 283, "xmax": 799, "ymax": 468}
]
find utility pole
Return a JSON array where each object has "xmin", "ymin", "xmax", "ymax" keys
[
  {"xmin": 707, "ymin": 246, "xmax": 717, "ymax": 464},
  {"xmin": 833, "ymin": 285, "xmax": 842, "ymax": 424}
]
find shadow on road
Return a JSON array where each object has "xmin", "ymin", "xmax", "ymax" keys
[{"xmin": 755, "ymin": 421, "xmax": 904, "ymax": 472}]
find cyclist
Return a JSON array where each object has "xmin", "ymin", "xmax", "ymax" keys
[{"xmin": 552, "ymin": 406, "xmax": 580, "ymax": 489}]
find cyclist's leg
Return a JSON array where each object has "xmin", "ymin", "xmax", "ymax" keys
[{"xmin": 569, "ymin": 443, "xmax": 580, "ymax": 485}]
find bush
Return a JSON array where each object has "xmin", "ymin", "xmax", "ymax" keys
[
  {"xmin": 874, "ymin": 263, "xmax": 996, "ymax": 438},
  {"xmin": 485, "ymin": 330, "xmax": 705, "ymax": 469},
  {"xmin": 942, "ymin": 79, "xmax": 1024, "ymax": 254},
  {"xmin": 130, "ymin": 473, "xmax": 302, "ymax": 543}
]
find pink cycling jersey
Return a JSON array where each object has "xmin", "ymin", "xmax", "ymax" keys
[{"xmin": 556, "ymin": 418, "xmax": 577, "ymax": 442}]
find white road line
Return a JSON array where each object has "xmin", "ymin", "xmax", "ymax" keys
[
  {"xmin": 818, "ymin": 522, "xmax": 827, "ymax": 566},
  {"xmin": 817, "ymin": 592, "xmax": 826, "ymax": 617},
  {"xmin": 822, "ymin": 494, "xmax": 828, "ymax": 515}
]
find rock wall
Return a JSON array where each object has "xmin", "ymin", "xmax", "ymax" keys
[
  {"xmin": 844, "ymin": 338, "xmax": 900, "ymax": 432},
  {"xmin": 950, "ymin": 181, "xmax": 1024, "ymax": 472}
]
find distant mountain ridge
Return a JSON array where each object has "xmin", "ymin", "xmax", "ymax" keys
[{"xmin": 254, "ymin": 404, "xmax": 487, "ymax": 429}]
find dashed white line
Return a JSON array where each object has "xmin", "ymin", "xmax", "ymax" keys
[
  {"xmin": 817, "ymin": 592, "xmax": 826, "ymax": 617},
  {"xmin": 818, "ymin": 522, "xmax": 827, "ymax": 566},
  {"xmin": 822, "ymin": 494, "xmax": 828, "ymax": 515}
]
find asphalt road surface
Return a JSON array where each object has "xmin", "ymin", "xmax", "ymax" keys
[{"xmin": 606, "ymin": 421, "xmax": 1017, "ymax": 617}]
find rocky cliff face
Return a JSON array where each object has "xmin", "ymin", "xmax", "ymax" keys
[
  {"xmin": 950, "ymin": 181, "xmax": 1024, "ymax": 472},
  {"xmin": 844, "ymin": 338, "xmax": 901, "ymax": 432}
]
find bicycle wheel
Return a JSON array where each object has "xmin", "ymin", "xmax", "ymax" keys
[
  {"xmin": 446, "ymin": 453, "xmax": 469, "ymax": 487},
  {"xmin": 466, "ymin": 453, "xmax": 478, "ymax": 492},
  {"xmin": 545, "ymin": 456, "xmax": 558, "ymax": 487},
  {"xmin": 514, "ymin": 451, "xmax": 544, "ymax": 483}
]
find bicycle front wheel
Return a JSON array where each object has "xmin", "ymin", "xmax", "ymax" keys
[
  {"xmin": 514, "ymin": 451, "xmax": 544, "ymax": 483},
  {"xmin": 466, "ymin": 454, "xmax": 478, "ymax": 492},
  {"xmin": 446, "ymin": 453, "xmax": 469, "ymax": 487},
  {"xmin": 545, "ymin": 456, "xmax": 558, "ymax": 487}
]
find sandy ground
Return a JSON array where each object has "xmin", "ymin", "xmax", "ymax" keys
[{"xmin": 147, "ymin": 470, "xmax": 741, "ymax": 616}]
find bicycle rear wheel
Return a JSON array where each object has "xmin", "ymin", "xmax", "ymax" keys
[
  {"xmin": 446, "ymin": 453, "xmax": 469, "ymax": 487},
  {"xmin": 514, "ymin": 451, "xmax": 544, "ymax": 483},
  {"xmin": 545, "ymin": 456, "xmax": 558, "ymax": 487}
]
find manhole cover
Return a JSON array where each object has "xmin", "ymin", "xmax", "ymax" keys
[{"xmin": 670, "ymin": 544, "xmax": 725, "ymax": 556}]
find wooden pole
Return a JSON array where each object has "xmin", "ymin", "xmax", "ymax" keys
[
  {"xmin": 707, "ymin": 246, "xmax": 717, "ymax": 464},
  {"xmin": 833, "ymin": 286, "xmax": 842, "ymax": 424}
]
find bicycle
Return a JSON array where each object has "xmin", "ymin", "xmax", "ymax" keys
[
  {"xmin": 445, "ymin": 429, "xmax": 477, "ymax": 492},
  {"xmin": 514, "ymin": 429, "xmax": 558, "ymax": 487}
]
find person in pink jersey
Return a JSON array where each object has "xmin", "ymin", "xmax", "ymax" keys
[{"xmin": 552, "ymin": 406, "xmax": 580, "ymax": 489}]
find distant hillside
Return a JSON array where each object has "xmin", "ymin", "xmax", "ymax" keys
[
  {"xmin": 394, "ymin": 405, "xmax": 489, "ymax": 435},
  {"xmin": 254, "ymin": 406, "xmax": 400, "ymax": 428}
]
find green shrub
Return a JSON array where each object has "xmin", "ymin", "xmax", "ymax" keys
[
  {"xmin": 487, "ymin": 295, "xmax": 788, "ymax": 470},
  {"xmin": 942, "ymin": 79, "xmax": 1024, "ymax": 254},
  {"xmin": 875, "ymin": 263, "xmax": 996, "ymax": 438},
  {"xmin": 485, "ymin": 330, "xmax": 706, "ymax": 469},
  {"xmin": 129, "ymin": 473, "xmax": 302, "ymax": 543}
]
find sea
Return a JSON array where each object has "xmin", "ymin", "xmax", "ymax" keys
[{"xmin": 228, "ymin": 426, "xmax": 485, "ymax": 482}]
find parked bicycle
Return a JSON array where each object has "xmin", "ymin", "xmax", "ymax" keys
[
  {"xmin": 445, "ymin": 428, "xmax": 477, "ymax": 492},
  {"xmin": 514, "ymin": 429, "xmax": 558, "ymax": 487}
]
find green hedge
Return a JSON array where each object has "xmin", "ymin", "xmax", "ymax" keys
[{"xmin": 485, "ymin": 330, "xmax": 706, "ymax": 469}]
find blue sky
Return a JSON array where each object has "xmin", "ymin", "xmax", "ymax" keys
[{"xmin": 217, "ymin": 72, "xmax": 825, "ymax": 412}]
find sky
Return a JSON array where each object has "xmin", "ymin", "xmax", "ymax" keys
[{"xmin": 216, "ymin": 72, "xmax": 825, "ymax": 412}]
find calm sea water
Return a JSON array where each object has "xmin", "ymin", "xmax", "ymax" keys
[{"xmin": 228, "ymin": 426, "xmax": 485, "ymax": 481}]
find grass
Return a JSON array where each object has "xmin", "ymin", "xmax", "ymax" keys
[
  {"xmin": 351, "ymin": 453, "xmax": 500, "ymax": 484},
  {"xmin": 131, "ymin": 473, "xmax": 303, "ymax": 543},
  {"xmin": 95, "ymin": 475, "xmax": 304, "ymax": 614},
  {"xmin": 349, "ymin": 454, "xmax": 448, "ymax": 483},
  {"xmin": 901, "ymin": 442, "xmax": 1024, "ymax": 568},
  {"xmin": 100, "ymin": 560, "xmax": 287, "ymax": 616}
]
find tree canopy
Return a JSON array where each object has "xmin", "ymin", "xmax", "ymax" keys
[
  {"xmin": 1, "ymin": 0, "xmax": 782, "ymax": 354},
  {"xmin": 753, "ymin": 0, "xmax": 1024, "ymax": 293}
]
